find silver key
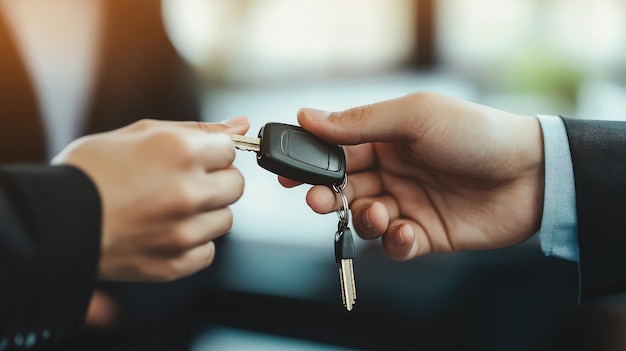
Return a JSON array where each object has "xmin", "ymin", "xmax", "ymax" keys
[
  {"xmin": 230, "ymin": 134, "xmax": 260, "ymax": 152},
  {"xmin": 335, "ymin": 227, "xmax": 356, "ymax": 311}
]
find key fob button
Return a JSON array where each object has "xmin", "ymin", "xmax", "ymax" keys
[
  {"xmin": 282, "ymin": 130, "xmax": 330, "ymax": 170},
  {"xmin": 328, "ymin": 152, "xmax": 340, "ymax": 172}
]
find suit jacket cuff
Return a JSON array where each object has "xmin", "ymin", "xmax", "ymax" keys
[
  {"xmin": 0, "ymin": 164, "xmax": 101, "ymax": 344},
  {"xmin": 561, "ymin": 117, "xmax": 626, "ymax": 300}
]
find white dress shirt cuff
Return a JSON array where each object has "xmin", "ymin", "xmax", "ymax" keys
[{"xmin": 535, "ymin": 115, "xmax": 579, "ymax": 262}]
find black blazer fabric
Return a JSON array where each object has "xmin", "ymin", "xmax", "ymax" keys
[
  {"xmin": 562, "ymin": 117, "xmax": 626, "ymax": 301},
  {"xmin": 0, "ymin": 165, "xmax": 101, "ymax": 348},
  {"xmin": 0, "ymin": 1, "xmax": 201, "ymax": 349}
]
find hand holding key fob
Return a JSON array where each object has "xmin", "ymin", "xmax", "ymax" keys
[{"xmin": 231, "ymin": 122, "xmax": 346, "ymax": 187}]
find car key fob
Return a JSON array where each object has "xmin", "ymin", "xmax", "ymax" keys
[
  {"xmin": 230, "ymin": 122, "xmax": 346, "ymax": 187},
  {"xmin": 257, "ymin": 123, "xmax": 346, "ymax": 187}
]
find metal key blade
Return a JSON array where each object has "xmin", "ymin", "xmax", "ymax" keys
[
  {"xmin": 339, "ymin": 258, "xmax": 356, "ymax": 311},
  {"xmin": 230, "ymin": 134, "xmax": 261, "ymax": 152},
  {"xmin": 335, "ymin": 227, "xmax": 356, "ymax": 311}
]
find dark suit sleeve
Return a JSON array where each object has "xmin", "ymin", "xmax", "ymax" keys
[
  {"xmin": 0, "ymin": 164, "xmax": 101, "ymax": 348},
  {"xmin": 561, "ymin": 117, "xmax": 626, "ymax": 300}
]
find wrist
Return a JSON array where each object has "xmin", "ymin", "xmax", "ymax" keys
[{"xmin": 519, "ymin": 115, "xmax": 546, "ymax": 234}]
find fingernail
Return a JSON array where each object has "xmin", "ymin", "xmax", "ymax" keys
[
  {"xmin": 396, "ymin": 225, "xmax": 406, "ymax": 245},
  {"xmin": 300, "ymin": 108, "xmax": 330, "ymax": 121},
  {"xmin": 221, "ymin": 116, "xmax": 249, "ymax": 127},
  {"xmin": 362, "ymin": 208, "xmax": 374, "ymax": 232}
]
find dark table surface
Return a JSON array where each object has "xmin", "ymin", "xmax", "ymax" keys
[{"xmin": 47, "ymin": 231, "xmax": 626, "ymax": 351}]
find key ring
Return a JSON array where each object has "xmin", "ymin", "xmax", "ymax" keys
[{"xmin": 332, "ymin": 176, "xmax": 350, "ymax": 232}]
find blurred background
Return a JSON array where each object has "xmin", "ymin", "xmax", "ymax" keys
[
  {"xmin": 160, "ymin": 1, "xmax": 626, "ymax": 349},
  {"xmin": 3, "ymin": 0, "xmax": 624, "ymax": 350},
  {"xmin": 163, "ymin": 0, "xmax": 626, "ymax": 119}
]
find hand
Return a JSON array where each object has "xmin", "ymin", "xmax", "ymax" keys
[
  {"xmin": 53, "ymin": 117, "xmax": 249, "ymax": 281},
  {"xmin": 85, "ymin": 290, "xmax": 118, "ymax": 329},
  {"xmin": 281, "ymin": 92, "xmax": 544, "ymax": 261}
]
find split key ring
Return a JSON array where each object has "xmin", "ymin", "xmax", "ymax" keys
[{"xmin": 332, "ymin": 176, "xmax": 350, "ymax": 233}]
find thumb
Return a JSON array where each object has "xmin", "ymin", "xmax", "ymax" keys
[{"xmin": 297, "ymin": 93, "xmax": 430, "ymax": 145}]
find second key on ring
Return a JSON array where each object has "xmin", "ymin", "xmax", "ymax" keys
[{"xmin": 335, "ymin": 226, "xmax": 356, "ymax": 311}]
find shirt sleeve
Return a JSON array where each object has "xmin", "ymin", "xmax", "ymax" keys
[{"xmin": 535, "ymin": 115, "xmax": 579, "ymax": 262}]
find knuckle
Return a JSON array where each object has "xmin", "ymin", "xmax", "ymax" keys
[
  {"xmin": 354, "ymin": 104, "xmax": 374, "ymax": 122},
  {"xmin": 336, "ymin": 104, "xmax": 373, "ymax": 124},
  {"xmin": 170, "ymin": 244, "xmax": 216, "ymax": 279},
  {"xmin": 333, "ymin": 104, "xmax": 376, "ymax": 144},
  {"xmin": 160, "ymin": 260, "xmax": 186, "ymax": 281},
  {"xmin": 214, "ymin": 133, "xmax": 236, "ymax": 154},
  {"xmin": 199, "ymin": 209, "xmax": 233, "ymax": 238},
  {"xmin": 222, "ymin": 208, "xmax": 234, "ymax": 232},
  {"xmin": 409, "ymin": 90, "xmax": 435, "ymax": 102},
  {"xmin": 202, "ymin": 241, "xmax": 217, "ymax": 267},
  {"xmin": 203, "ymin": 209, "xmax": 233, "ymax": 238},
  {"xmin": 137, "ymin": 262, "xmax": 178, "ymax": 282},
  {"xmin": 158, "ymin": 270, "xmax": 180, "ymax": 282},
  {"xmin": 168, "ymin": 226, "xmax": 195, "ymax": 250},
  {"xmin": 147, "ymin": 241, "xmax": 219, "ymax": 282},
  {"xmin": 151, "ymin": 130, "xmax": 188, "ymax": 151},
  {"xmin": 130, "ymin": 119, "xmax": 158, "ymax": 131},
  {"xmin": 207, "ymin": 134, "xmax": 237, "ymax": 168},
  {"xmin": 170, "ymin": 185, "xmax": 198, "ymax": 213},
  {"xmin": 224, "ymin": 144, "xmax": 237, "ymax": 164},
  {"xmin": 140, "ymin": 130, "xmax": 194, "ymax": 163},
  {"xmin": 231, "ymin": 170, "xmax": 245, "ymax": 199},
  {"xmin": 207, "ymin": 209, "xmax": 234, "ymax": 238}
]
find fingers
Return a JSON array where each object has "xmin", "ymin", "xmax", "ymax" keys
[
  {"xmin": 278, "ymin": 176, "xmax": 301, "ymax": 188},
  {"xmin": 174, "ymin": 240, "xmax": 217, "ymax": 276},
  {"xmin": 332, "ymin": 189, "xmax": 437, "ymax": 261},
  {"xmin": 166, "ymin": 167, "xmax": 243, "ymax": 217},
  {"xmin": 144, "ymin": 195, "xmax": 234, "ymax": 279},
  {"xmin": 305, "ymin": 186, "xmax": 336, "ymax": 214},
  {"xmin": 382, "ymin": 222, "xmax": 421, "ymax": 261},
  {"xmin": 351, "ymin": 201, "xmax": 431, "ymax": 261},
  {"xmin": 134, "ymin": 116, "xmax": 251, "ymax": 135},
  {"xmin": 151, "ymin": 241, "xmax": 217, "ymax": 281},
  {"xmin": 105, "ymin": 207, "xmax": 231, "ymax": 282},
  {"xmin": 342, "ymin": 143, "xmax": 378, "ymax": 172},
  {"xmin": 215, "ymin": 116, "xmax": 252, "ymax": 135},
  {"xmin": 174, "ymin": 118, "xmax": 251, "ymax": 172},
  {"xmin": 180, "ymin": 116, "xmax": 251, "ymax": 136},
  {"xmin": 297, "ymin": 92, "xmax": 433, "ymax": 145},
  {"xmin": 305, "ymin": 171, "xmax": 383, "ymax": 214},
  {"xmin": 122, "ymin": 119, "xmax": 247, "ymax": 174},
  {"xmin": 151, "ymin": 207, "xmax": 233, "ymax": 255},
  {"xmin": 85, "ymin": 290, "xmax": 118, "ymax": 329},
  {"xmin": 351, "ymin": 199, "xmax": 443, "ymax": 261},
  {"xmin": 198, "ymin": 167, "xmax": 244, "ymax": 210},
  {"xmin": 185, "ymin": 133, "xmax": 237, "ymax": 171},
  {"xmin": 350, "ymin": 196, "xmax": 398, "ymax": 239}
]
